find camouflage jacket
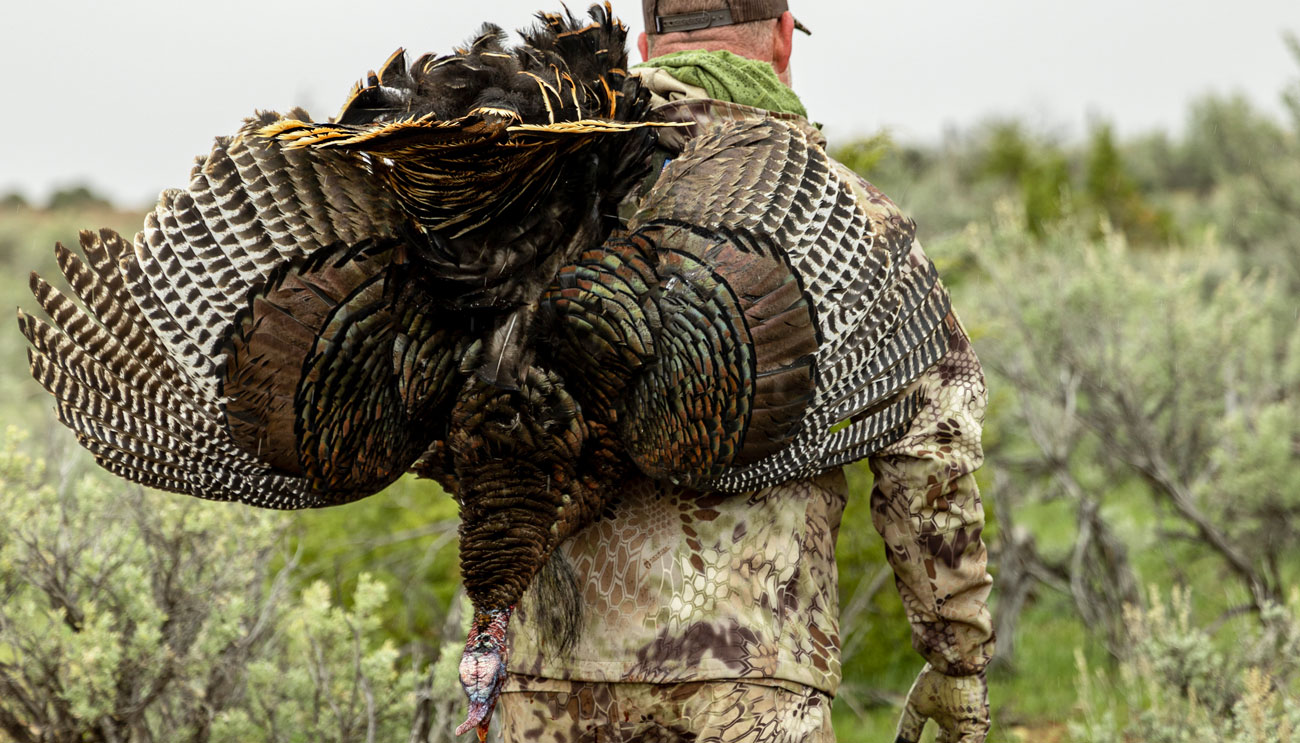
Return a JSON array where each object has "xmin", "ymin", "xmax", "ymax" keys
[{"xmin": 504, "ymin": 70, "xmax": 995, "ymax": 697}]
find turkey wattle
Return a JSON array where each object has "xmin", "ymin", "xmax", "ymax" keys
[{"xmin": 19, "ymin": 5, "xmax": 951, "ymax": 739}]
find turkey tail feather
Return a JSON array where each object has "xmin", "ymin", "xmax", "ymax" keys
[{"xmin": 19, "ymin": 110, "xmax": 459, "ymax": 509}]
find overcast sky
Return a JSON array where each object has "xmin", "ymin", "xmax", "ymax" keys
[{"xmin": 2, "ymin": 0, "xmax": 1295, "ymax": 206}]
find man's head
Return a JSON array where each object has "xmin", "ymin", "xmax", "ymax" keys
[{"xmin": 638, "ymin": 0, "xmax": 802, "ymax": 85}]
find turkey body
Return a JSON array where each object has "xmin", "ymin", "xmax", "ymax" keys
[{"xmin": 19, "ymin": 5, "xmax": 951, "ymax": 739}]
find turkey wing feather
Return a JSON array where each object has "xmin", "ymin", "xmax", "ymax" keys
[
  {"xmin": 20, "ymin": 112, "xmax": 465, "ymax": 509},
  {"xmin": 552, "ymin": 118, "xmax": 953, "ymax": 491}
]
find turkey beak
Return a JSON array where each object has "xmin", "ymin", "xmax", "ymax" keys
[{"xmin": 455, "ymin": 607, "xmax": 513, "ymax": 740}]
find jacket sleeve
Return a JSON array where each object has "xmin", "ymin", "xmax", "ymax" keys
[{"xmin": 867, "ymin": 255, "xmax": 996, "ymax": 676}]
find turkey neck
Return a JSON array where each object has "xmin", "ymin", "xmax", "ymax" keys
[{"xmin": 449, "ymin": 368, "xmax": 617, "ymax": 612}]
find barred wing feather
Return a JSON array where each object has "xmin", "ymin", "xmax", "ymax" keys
[
  {"xmin": 543, "ymin": 118, "xmax": 952, "ymax": 492},
  {"xmin": 19, "ymin": 112, "xmax": 465, "ymax": 509}
]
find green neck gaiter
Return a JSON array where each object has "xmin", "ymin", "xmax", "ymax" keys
[{"xmin": 634, "ymin": 49, "xmax": 807, "ymax": 118}]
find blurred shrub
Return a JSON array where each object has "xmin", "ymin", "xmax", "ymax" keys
[
  {"xmin": 287, "ymin": 476, "xmax": 462, "ymax": 661},
  {"xmin": 831, "ymin": 131, "xmax": 894, "ymax": 177},
  {"xmin": 1188, "ymin": 91, "xmax": 1300, "ymax": 286},
  {"xmin": 0, "ymin": 191, "xmax": 30, "ymax": 210},
  {"xmin": 971, "ymin": 120, "xmax": 1074, "ymax": 238},
  {"xmin": 1085, "ymin": 122, "xmax": 1176, "ymax": 244},
  {"xmin": 958, "ymin": 208, "xmax": 1299, "ymax": 647},
  {"xmin": 1285, "ymin": 33, "xmax": 1300, "ymax": 128},
  {"xmin": 46, "ymin": 184, "xmax": 113, "ymax": 211},
  {"xmin": 1070, "ymin": 588, "xmax": 1300, "ymax": 743}
]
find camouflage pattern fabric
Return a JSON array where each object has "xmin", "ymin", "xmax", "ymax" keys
[
  {"xmin": 500, "ymin": 675, "xmax": 834, "ymax": 742},
  {"xmin": 868, "ymin": 312, "xmax": 995, "ymax": 677},
  {"xmin": 838, "ymin": 160, "xmax": 995, "ymax": 677},
  {"xmin": 895, "ymin": 665, "xmax": 990, "ymax": 743},
  {"xmin": 503, "ymin": 85, "xmax": 995, "ymax": 734},
  {"xmin": 507, "ymin": 469, "xmax": 847, "ymax": 694}
]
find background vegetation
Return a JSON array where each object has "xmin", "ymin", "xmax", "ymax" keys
[{"xmin": 1, "ymin": 39, "xmax": 1297, "ymax": 742}]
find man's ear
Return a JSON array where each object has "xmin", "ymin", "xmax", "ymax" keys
[
  {"xmin": 638, "ymin": 32, "xmax": 650, "ymax": 62},
  {"xmin": 772, "ymin": 12, "xmax": 795, "ymax": 73}
]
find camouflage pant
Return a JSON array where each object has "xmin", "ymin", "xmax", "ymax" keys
[{"xmin": 498, "ymin": 675, "xmax": 835, "ymax": 742}]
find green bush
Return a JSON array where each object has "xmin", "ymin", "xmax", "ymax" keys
[
  {"xmin": 208, "ymin": 577, "xmax": 419, "ymax": 743},
  {"xmin": 961, "ymin": 205, "xmax": 1299, "ymax": 611},
  {"xmin": 1070, "ymin": 588, "xmax": 1300, "ymax": 743},
  {"xmin": 46, "ymin": 185, "xmax": 113, "ymax": 212},
  {"xmin": 0, "ymin": 428, "xmax": 466, "ymax": 743}
]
